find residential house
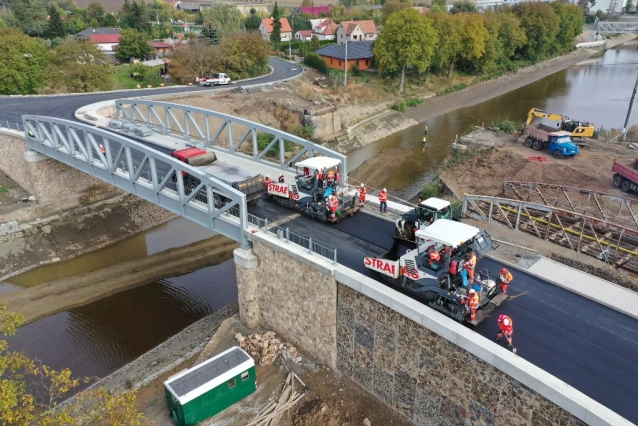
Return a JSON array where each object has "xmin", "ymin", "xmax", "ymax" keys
[
  {"xmin": 174, "ymin": 1, "xmax": 214, "ymax": 12},
  {"xmin": 259, "ymin": 17, "xmax": 293, "ymax": 42},
  {"xmin": 311, "ymin": 19, "xmax": 338, "ymax": 41},
  {"xmin": 77, "ymin": 27, "xmax": 119, "ymax": 40},
  {"xmin": 336, "ymin": 20, "xmax": 378, "ymax": 45},
  {"xmin": 291, "ymin": 6, "xmax": 330, "ymax": 16},
  {"xmin": 295, "ymin": 30, "xmax": 313, "ymax": 41},
  {"xmin": 148, "ymin": 41, "xmax": 173, "ymax": 58},
  {"xmin": 89, "ymin": 34, "xmax": 121, "ymax": 54},
  {"xmin": 309, "ymin": 19, "xmax": 325, "ymax": 30},
  {"xmin": 316, "ymin": 41, "xmax": 373, "ymax": 72}
]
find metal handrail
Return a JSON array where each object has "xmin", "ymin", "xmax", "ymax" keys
[
  {"xmin": 0, "ymin": 121, "xmax": 24, "ymax": 132},
  {"xmin": 271, "ymin": 225, "xmax": 337, "ymax": 264}
]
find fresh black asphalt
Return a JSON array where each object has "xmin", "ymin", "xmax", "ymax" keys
[{"xmin": 1, "ymin": 58, "xmax": 637, "ymax": 423}]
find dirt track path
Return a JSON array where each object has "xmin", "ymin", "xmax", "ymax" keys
[{"xmin": 0, "ymin": 235, "xmax": 238, "ymax": 325}]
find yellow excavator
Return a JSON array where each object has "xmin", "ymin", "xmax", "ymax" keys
[{"xmin": 526, "ymin": 108, "xmax": 595, "ymax": 138}]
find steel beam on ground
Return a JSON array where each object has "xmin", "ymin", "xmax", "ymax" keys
[{"xmin": 22, "ymin": 115, "xmax": 250, "ymax": 248}]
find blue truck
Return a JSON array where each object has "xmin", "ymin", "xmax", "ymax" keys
[{"xmin": 523, "ymin": 125, "xmax": 580, "ymax": 159}]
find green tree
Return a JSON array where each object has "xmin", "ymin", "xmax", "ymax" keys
[
  {"xmin": 201, "ymin": 21, "xmax": 220, "ymax": 44},
  {"xmin": 89, "ymin": 17, "xmax": 99, "ymax": 28},
  {"xmin": 0, "ymin": 19, "xmax": 6, "ymax": 30},
  {"xmin": 244, "ymin": 8, "xmax": 262, "ymax": 31},
  {"xmin": 512, "ymin": 2, "xmax": 560, "ymax": 61},
  {"xmin": 431, "ymin": 12, "xmax": 462, "ymax": 77},
  {"xmin": 200, "ymin": 4, "xmax": 243, "ymax": 37},
  {"xmin": 12, "ymin": 0, "xmax": 47, "ymax": 36},
  {"xmin": 271, "ymin": 2, "xmax": 282, "ymax": 43},
  {"xmin": 374, "ymin": 8, "xmax": 438, "ymax": 91},
  {"xmin": 494, "ymin": 11, "xmax": 527, "ymax": 60},
  {"xmin": 450, "ymin": 0, "xmax": 478, "ymax": 14},
  {"xmin": 104, "ymin": 12, "xmax": 118, "ymax": 27},
  {"xmin": 456, "ymin": 13, "xmax": 488, "ymax": 72},
  {"xmin": 148, "ymin": 0, "xmax": 172, "ymax": 23},
  {"xmin": 45, "ymin": 4, "xmax": 67, "ymax": 39},
  {"xmin": 70, "ymin": 16, "xmax": 87, "ymax": 33},
  {"xmin": 119, "ymin": 0, "xmax": 151, "ymax": 33},
  {"xmin": 290, "ymin": 14, "xmax": 311, "ymax": 31},
  {"xmin": 116, "ymin": 28, "xmax": 152, "ymax": 61},
  {"xmin": 550, "ymin": 2, "xmax": 585, "ymax": 53},
  {"xmin": 381, "ymin": 0, "xmax": 410, "ymax": 24},
  {"xmin": 220, "ymin": 31, "xmax": 271, "ymax": 78},
  {"xmin": 0, "ymin": 29, "xmax": 48, "ymax": 95},
  {"xmin": 168, "ymin": 39, "xmax": 220, "ymax": 82},
  {"xmin": 625, "ymin": 0, "xmax": 634, "ymax": 12},
  {"xmin": 310, "ymin": 35, "xmax": 320, "ymax": 50},
  {"xmin": 85, "ymin": 2, "xmax": 105, "ymax": 24},
  {"xmin": 48, "ymin": 38, "xmax": 113, "ymax": 92}
]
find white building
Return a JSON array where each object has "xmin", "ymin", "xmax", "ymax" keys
[{"xmin": 259, "ymin": 17, "xmax": 293, "ymax": 42}]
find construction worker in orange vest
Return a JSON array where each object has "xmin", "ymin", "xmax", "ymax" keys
[
  {"xmin": 264, "ymin": 175, "xmax": 272, "ymax": 188},
  {"xmin": 499, "ymin": 268, "xmax": 513, "ymax": 294},
  {"xmin": 465, "ymin": 251, "xmax": 477, "ymax": 284},
  {"xmin": 99, "ymin": 144, "xmax": 106, "ymax": 156},
  {"xmin": 497, "ymin": 314, "xmax": 516, "ymax": 353},
  {"xmin": 379, "ymin": 188, "xmax": 388, "ymax": 213},
  {"xmin": 428, "ymin": 247, "xmax": 440, "ymax": 263},
  {"xmin": 328, "ymin": 195, "xmax": 338, "ymax": 218},
  {"xmin": 358, "ymin": 183, "xmax": 366, "ymax": 206},
  {"xmin": 467, "ymin": 288, "xmax": 480, "ymax": 321}
]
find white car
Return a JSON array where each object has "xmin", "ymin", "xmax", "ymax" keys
[{"xmin": 199, "ymin": 73, "xmax": 232, "ymax": 86}]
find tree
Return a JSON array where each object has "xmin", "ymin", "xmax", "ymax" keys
[
  {"xmin": 550, "ymin": 2, "xmax": 585, "ymax": 53},
  {"xmin": 168, "ymin": 39, "xmax": 221, "ymax": 82},
  {"xmin": 271, "ymin": 2, "xmax": 282, "ymax": 43},
  {"xmin": 85, "ymin": 2, "xmax": 105, "ymax": 25},
  {"xmin": 201, "ymin": 21, "xmax": 220, "ymax": 44},
  {"xmin": 45, "ymin": 4, "xmax": 67, "ymax": 39},
  {"xmin": 290, "ymin": 15, "xmax": 311, "ymax": 31},
  {"xmin": 310, "ymin": 35, "xmax": 320, "ymax": 51},
  {"xmin": 12, "ymin": 0, "xmax": 47, "ymax": 36},
  {"xmin": 512, "ymin": 2, "xmax": 560, "ymax": 61},
  {"xmin": 625, "ymin": 0, "xmax": 634, "ymax": 12},
  {"xmin": 200, "ymin": 4, "xmax": 243, "ymax": 37},
  {"xmin": 244, "ymin": 8, "xmax": 262, "ymax": 31},
  {"xmin": 116, "ymin": 28, "xmax": 152, "ymax": 61},
  {"xmin": 48, "ymin": 38, "xmax": 113, "ymax": 92},
  {"xmin": 70, "ymin": 16, "xmax": 87, "ymax": 33},
  {"xmin": 0, "ymin": 304, "xmax": 149, "ymax": 425},
  {"xmin": 431, "ymin": 13, "xmax": 462, "ymax": 77},
  {"xmin": 494, "ymin": 11, "xmax": 526, "ymax": 60},
  {"xmin": 90, "ymin": 17, "xmax": 99, "ymax": 28},
  {"xmin": 374, "ymin": 8, "xmax": 438, "ymax": 91},
  {"xmin": 381, "ymin": 0, "xmax": 410, "ymax": 24},
  {"xmin": 119, "ymin": 0, "xmax": 151, "ymax": 33},
  {"xmin": 0, "ymin": 29, "xmax": 48, "ymax": 95},
  {"xmin": 450, "ymin": 0, "xmax": 478, "ymax": 14},
  {"xmin": 456, "ymin": 13, "xmax": 488, "ymax": 71},
  {"xmin": 104, "ymin": 12, "xmax": 118, "ymax": 27},
  {"xmin": 219, "ymin": 31, "xmax": 271, "ymax": 78}
]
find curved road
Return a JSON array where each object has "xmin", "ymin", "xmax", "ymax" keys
[{"xmin": 1, "ymin": 57, "xmax": 638, "ymax": 423}]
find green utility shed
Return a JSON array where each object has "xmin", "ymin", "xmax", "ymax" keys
[{"xmin": 164, "ymin": 346, "xmax": 256, "ymax": 426}]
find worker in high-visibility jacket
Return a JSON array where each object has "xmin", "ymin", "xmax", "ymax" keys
[
  {"xmin": 358, "ymin": 183, "xmax": 366, "ymax": 206},
  {"xmin": 499, "ymin": 268, "xmax": 513, "ymax": 294},
  {"xmin": 497, "ymin": 314, "xmax": 516, "ymax": 353},
  {"xmin": 465, "ymin": 251, "xmax": 477, "ymax": 284},
  {"xmin": 379, "ymin": 188, "xmax": 388, "ymax": 213},
  {"xmin": 264, "ymin": 175, "xmax": 272, "ymax": 188},
  {"xmin": 428, "ymin": 247, "xmax": 440, "ymax": 263},
  {"xmin": 468, "ymin": 289, "xmax": 480, "ymax": 321},
  {"xmin": 328, "ymin": 195, "xmax": 338, "ymax": 217},
  {"xmin": 99, "ymin": 144, "xmax": 106, "ymax": 156}
]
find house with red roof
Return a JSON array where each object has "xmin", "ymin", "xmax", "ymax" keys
[
  {"xmin": 336, "ymin": 20, "xmax": 378, "ymax": 45},
  {"xmin": 291, "ymin": 6, "xmax": 330, "ymax": 16},
  {"xmin": 295, "ymin": 29, "xmax": 313, "ymax": 42},
  {"xmin": 311, "ymin": 19, "xmax": 338, "ymax": 41},
  {"xmin": 259, "ymin": 17, "xmax": 293, "ymax": 42}
]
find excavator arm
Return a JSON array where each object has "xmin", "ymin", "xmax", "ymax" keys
[
  {"xmin": 526, "ymin": 108, "xmax": 595, "ymax": 138},
  {"xmin": 526, "ymin": 108, "xmax": 566, "ymax": 125}
]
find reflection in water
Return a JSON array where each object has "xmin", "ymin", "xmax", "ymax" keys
[
  {"xmin": 3, "ymin": 217, "xmax": 218, "ymax": 289},
  {"xmin": 348, "ymin": 45, "xmax": 638, "ymax": 199},
  {"xmin": 5, "ymin": 261, "xmax": 237, "ymax": 385}
]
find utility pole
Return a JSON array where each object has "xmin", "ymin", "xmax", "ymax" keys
[
  {"xmin": 289, "ymin": 16, "xmax": 293, "ymax": 60},
  {"xmin": 344, "ymin": 36, "xmax": 348, "ymax": 87},
  {"xmin": 622, "ymin": 67, "xmax": 638, "ymax": 140}
]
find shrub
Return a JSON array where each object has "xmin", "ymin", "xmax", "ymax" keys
[
  {"xmin": 392, "ymin": 101, "xmax": 407, "ymax": 112},
  {"xmin": 304, "ymin": 53, "xmax": 329, "ymax": 74},
  {"xmin": 406, "ymin": 98, "xmax": 423, "ymax": 107},
  {"xmin": 490, "ymin": 119, "xmax": 520, "ymax": 134},
  {"xmin": 436, "ymin": 83, "xmax": 468, "ymax": 96},
  {"xmin": 349, "ymin": 61, "xmax": 361, "ymax": 78},
  {"xmin": 419, "ymin": 181, "xmax": 444, "ymax": 200}
]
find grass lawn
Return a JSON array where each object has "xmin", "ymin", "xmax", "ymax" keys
[{"xmin": 111, "ymin": 65, "xmax": 141, "ymax": 90}]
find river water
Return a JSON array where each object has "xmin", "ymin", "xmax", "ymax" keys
[
  {"xmin": 348, "ymin": 43, "xmax": 638, "ymax": 199},
  {"xmin": 6, "ymin": 44, "xmax": 638, "ymax": 386}
]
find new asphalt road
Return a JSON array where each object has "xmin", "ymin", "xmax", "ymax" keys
[
  {"xmin": 2, "ymin": 57, "xmax": 638, "ymax": 423},
  {"xmin": 0, "ymin": 57, "xmax": 302, "ymax": 125}
]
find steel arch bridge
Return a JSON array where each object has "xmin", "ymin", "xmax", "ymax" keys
[
  {"xmin": 114, "ymin": 99, "xmax": 349, "ymax": 181},
  {"xmin": 595, "ymin": 21, "xmax": 638, "ymax": 34},
  {"xmin": 22, "ymin": 115, "xmax": 252, "ymax": 248}
]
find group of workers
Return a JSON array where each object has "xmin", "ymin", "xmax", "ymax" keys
[{"xmin": 264, "ymin": 174, "xmax": 286, "ymax": 187}]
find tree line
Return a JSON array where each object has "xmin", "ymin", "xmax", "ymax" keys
[{"xmin": 375, "ymin": 2, "xmax": 585, "ymax": 91}]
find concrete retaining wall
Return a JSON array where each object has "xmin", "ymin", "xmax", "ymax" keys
[{"xmin": 233, "ymin": 229, "xmax": 632, "ymax": 426}]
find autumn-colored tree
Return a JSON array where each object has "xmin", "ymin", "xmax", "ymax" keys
[
  {"xmin": 48, "ymin": 38, "xmax": 113, "ymax": 93},
  {"xmin": 431, "ymin": 13, "xmax": 462, "ymax": 77},
  {"xmin": 374, "ymin": 8, "xmax": 438, "ymax": 91},
  {"xmin": 0, "ymin": 304, "xmax": 149, "ymax": 425},
  {"xmin": 381, "ymin": 0, "xmax": 410, "ymax": 24},
  {"xmin": 168, "ymin": 39, "xmax": 221, "ymax": 83},
  {"xmin": 550, "ymin": 2, "xmax": 585, "ymax": 53},
  {"xmin": 456, "ymin": 13, "xmax": 488, "ymax": 71},
  {"xmin": 219, "ymin": 31, "xmax": 271, "ymax": 79},
  {"xmin": 512, "ymin": 2, "xmax": 560, "ymax": 61}
]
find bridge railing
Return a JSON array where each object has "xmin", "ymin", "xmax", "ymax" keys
[
  {"xmin": 271, "ymin": 225, "xmax": 337, "ymax": 264},
  {"xmin": 0, "ymin": 121, "xmax": 24, "ymax": 132}
]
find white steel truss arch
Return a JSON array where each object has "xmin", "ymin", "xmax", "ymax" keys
[
  {"xmin": 22, "ymin": 115, "xmax": 250, "ymax": 248},
  {"xmin": 114, "ymin": 99, "xmax": 348, "ymax": 182},
  {"xmin": 595, "ymin": 21, "xmax": 638, "ymax": 33}
]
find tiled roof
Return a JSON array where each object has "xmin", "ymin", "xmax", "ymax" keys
[
  {"xmin": 296, "ymin": 30, "xmax": 312, "ymax": 36},
  {"xmin": 313, "ymin": 19, "xmax": 338, "ymax": 36},
  {"xmin": 316, "ymin": 41, "xmax": 374, "ymax": 60},
  {"xmin": 77, "ymin": 27, "xmax": 119, "ymax": 39},
  {"xmin": 299, "ymin": 6, "xmax": 330, "ymax": 15},
  {"xmin": 261, "ymin": 17, "xmax": 293, "ymax": 33},
  {"xmin": 342, "ymin": 20, "xmax": 377, "ymax": 35},
  {"xmin": 148, "ymin": 41, "xmax": 172, "ymax": 49},
  {"xmin": 90, "ymin": 34, "xmax": 121, "ymax": 43}
]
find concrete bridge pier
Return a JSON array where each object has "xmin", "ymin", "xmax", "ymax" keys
[{"xmin": 234, "ymin": 247, "xmax": 260, "ymax": 329}]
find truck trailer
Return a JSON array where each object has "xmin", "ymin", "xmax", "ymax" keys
[
  {"xmin": 364, "ymin": 219, "xmax": 505, "ymax": 325},
  {"xmin": 612, "ymin": 158, "xmax": 638, "ymax": 194},
  {"xmin": 523, "ymin": 125, "xmax": 580, "ymax": 159}
]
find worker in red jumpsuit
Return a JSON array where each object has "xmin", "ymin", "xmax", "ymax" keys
[
  {"xmin": 499, "ymin": 268, "xmax": 513, "ymax": 294},
  {"xmin": 467, "ymin": 289, "xmax": 480, "ymax": 321},
  {"xmin": 328, "ymin": 195, "xmax": 338, "ymax": 218},
  {"xmin": 264, "ymin": 175, "xmax": 272, "ymax": 188},
  {"xmin": 428, "ymin": 247, "xmax": 440, "ymax": 263},
  {"xmin": 379, "ymin": 188, "xmax": 388, "ymax": 213},
  {"xmin": 497, "ymin": 314, "xmax": 516, "ymax": 353},
  {"xmin": 358, "ymin": 183, "xmax": 366, "ymax": 207}
]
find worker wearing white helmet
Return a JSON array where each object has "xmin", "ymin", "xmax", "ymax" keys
[
  {"xmin": 328, "ymin": 194, "xmax": 337, "ymax": 218},
  {"xmin": 379, "ymin": 188, "xmax": 388, "ymax": 213},
  {"xmin": 278, "ymin": 173, "xmax": 285, "ymax": 183},
  {"xmin": 264, "ymin": 174, "xmax": 272, "ymax": 188},
  {"xmin": 467, "ymin": 288, "xmax": 480, "ymax": 321},
  {"xmin": 358, "ymin": 183, "xmax": 367, "ymax": 207}
]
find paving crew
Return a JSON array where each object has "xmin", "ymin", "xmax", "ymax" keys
[
  {"xmin": 497, "ymin": 314, "xmax": 516, "ymax": 353},
  {"xmin": 264, "ymin": 175, "xmax": 272, "ymax": 188},
  {"xmin": 379, "ymin": 188, "xmax": 388, "ymax": 213},
  {"xmin": 358, "ymin": 183, "xmax": 367, "ymax": 206},
  {"xmin": 465, "ymin": 250, "xmax": 476, "ymax": 284},
  {"xmin": 428, "ymin": 247, "xmax": 440, "ymax": 262},
  {"xmin": 278, "ymin": 173, "xmax": 285, "ymax": 183},
  {"xmin": 99, "ymin": 144, "xmax": 106, "ymax": 156},
  {"xmin": 28, "ymin": 130, "xmax": 35, "ymax": 138},
  {"xmin": 328, "ymin": 195, "xmax": 338, "ymax": 218},
  {"xmin": 468, "ymin": 288, "xmax": 480, "ymax": 321},
  {"xmin": 327, "ymin": 170, "xmax": 335, "ymax": 182},
  {"xmin": 499, "ymin": 268, "xmax": 513, "ymax": 294}
]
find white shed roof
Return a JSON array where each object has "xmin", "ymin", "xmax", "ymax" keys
[
  {"xmin": 420, "ymin": 197, "xmax": 450, "ymax": 211},
  {"xmin": 295, "ymin": 157, "xmax": 341, "ymax": 170},
  {"xmin": 415, "ymin": 219, "xmax": 479, "ymax": 248}
]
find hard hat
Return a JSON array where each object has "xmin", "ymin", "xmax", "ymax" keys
[
  {"xmin": 280, "ymin": 173, "xmax": 283, "ymax": 176},
  {"xmin": 503, "ymin": 318, "xmax": 511, "ymax": 326},
  {"xmin": 360, "ymin": 183, "xmax": 364, "ymax": 187},
  {"xmin": 469, "ymin": 289, "xmax": 476, "ymax": 294},
  {"xmin": 266, "ymin": 175, "xmax": 270, "ymax": 178},
  {"xmin": 500, "ymin": 268, "xmax": 507, "ymax": 274},
  {"xmin": 383, "ymin": 188, "xmax": 387, "ymax": 192}
]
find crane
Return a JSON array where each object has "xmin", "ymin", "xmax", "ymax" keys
[{"xmin": 526, "ymin": 108, "xmax": 595, "ymax": 138}]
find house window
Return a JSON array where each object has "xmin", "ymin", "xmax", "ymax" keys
[
  {"xmin": 241, "ymin": 371, "xmax": 249, "ymax": 381},
  {"xmin": 339, "ymin": 60, "xmax": 342, "ymax": 66},
  {"xmin": 228, "ymin": 379, "xmax": 236, "ymax": 389},
  {"xmin": 366, "ymin": 59, "xmax": 370, "ymax": 66}
]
